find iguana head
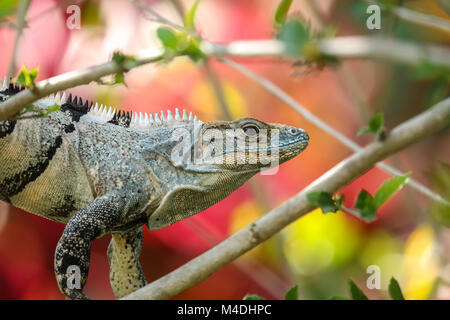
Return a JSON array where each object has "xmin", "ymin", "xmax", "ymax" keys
[
  {"xmin": 145, "ymin": 114, "xmax": 309, "ymax": 229},
  {"xmin": 188, "ymin": 117, "xmax": 309, "ymax": 172}
]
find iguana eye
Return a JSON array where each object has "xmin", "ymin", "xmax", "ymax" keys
[
  {"xmin": 288, "ymin": 128, "xmax": 299, "ymax": 136},
  {"xmin": 242, "ymin": 125, "xmax": 259, "ymax": 137}
]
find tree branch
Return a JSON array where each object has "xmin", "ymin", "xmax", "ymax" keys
[
  {"xmin": 0, "ymin": 48, "xmax": 164, "ymax": 121},
  {"xmin": 123, "ymin": 97, "xmax": 450, "ymax": 299},
  {"xmin": 136, "ymin": 0, "xmax": 450, "ymax": 68},
  {"xmin": 3, "ymin": 36, "xmax": 448, "ymax": 122}
]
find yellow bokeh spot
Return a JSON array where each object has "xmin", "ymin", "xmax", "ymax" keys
[
  {"xmin": 229, "ymin": 201, "xmax": 263, "ymax": 234},
  {"xmin": 229, "ymin": 200, "xmax": 265, "ymax": 260},
  {"xmin": 358, "ymin": 230, "xmax": 403, "ymax": 288},
  {"xmin": 402, "ymin": 224, "xmax": 438, "ymax": 299},
  {"xmin": 190, "ymin": 80, "xmax": 248, "ymax": 121},
  {"xmin": 283, "ymin": 209, "xmax": 362, "ymax": 275}
]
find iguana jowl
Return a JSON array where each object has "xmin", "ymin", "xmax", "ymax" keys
[{"xmin": 0, "ymin": 77, "xmax": 309, "ymax": 299}]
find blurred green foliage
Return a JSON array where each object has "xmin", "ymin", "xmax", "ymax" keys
[
  {"xmin": 284, "ymin": 285, "xmax": 299, "ymax": 300},
  {"xmin": 16, "ymin": 65, "xmax": 38, "ymax": 90},
  {"xmin": 306, "ymin": 191, "xmax": 342, "ymax": 214},
  {"xmin": 0, "ymin": 0, "xmax": 17, "ymax": 21},
  {"xmin": 183, "ymin": 0, "xmax": 201, "ymax": 30},
  {"xmin": 388, "ymin": 277, "xmax": 405, "ymax": 300},
  {"xmin": 156, "ymin": 27, "xmax": 205, "ymax": 63},
  {"xmin": 80, "ymin": 0, "xmax": 104, "ymax": 27},
  {"xmin": 355, "ymin": 173, "xmax": 411, "ymax": 222},
  {"xmin": 274, "ymin": 0, "xmax": 293, "ymax": 27},
  {"xmin": 431, "ymin": 163, "xmax": 450, "ymax": 227},
  {"xmin": 357, "ymin": 112, "xmax": 385, "ymax": 140}
]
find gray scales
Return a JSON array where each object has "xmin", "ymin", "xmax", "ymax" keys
[{"xmin": 0, "ymin": 77, "xmax": 309, "ymax": 299}]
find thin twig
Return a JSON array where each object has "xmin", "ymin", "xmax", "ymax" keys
[
  {"xmin": 134, "ymin": 0, "xmax": 184, "ymax": 31},
  {"xmin": 201, "ymin": 37, "xmax": 450, "ymax": 69},
  {"xmin": 393, "ymin": 7, "xmax": 450, "ymax": 33},
  {"xmin": 317, "ymin": 37, "xmax": 450, "ymax": 68},
  {"xmin": 203, "ymin": 61, "xmax": 232, "ymax": 120},
  {"xmin": 0, "ymin": 48, "xmax": 164, "ymax": 121},
  {"xmin": 364, "ymin": 0, "xmax": 450, "ymax": 34},
  {"xmin": 8, "ymin": 0, "xmax": 31, "ymax": 78},
  {"xmin": 304, "ymin": 0, "xmax": 372, "ymax": 120},
  {"xmin": 123, "ymin": 97, "xmax": 450, "ymax": 299}
]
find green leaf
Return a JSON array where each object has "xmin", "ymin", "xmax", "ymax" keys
[
  {"xmin": 184, "ymin": 0, "xmax": 201, "ymax": 29},
  {"xmin": 374, "ymin": 173, "xmax": 411, "ymax": 209},
  {"xmin": 388, "ymin": 277, "xmax": 405, "ymax": 300},
  {"xmin": 114, "ymin": 73, "xmax": 126, "ymax": 85},
  {"xmin": 356, "ymin": 126, "xmax": 370, "ymax": 137},
  {"xmin": 16, "ymin": 66, "xmax": 38, "ymax": 89},
  {"xmin": 348, "ymin": 280, "xmax": 368, "ymax": 300},
  {"xmin": 357, "ymin": 112, "xmax": 385, "ymax": 139},
  {"xmin": 425, "ymin": 78, "xmax": 450, "ymax": 106},
  {"xmin": 354, "ymin": 190, "xmax": 377, "ymax": 221},
  {"xmin": 156, "ymin": 27, "xmax": 205, "ymax": 63},
  {"xmin": 25, "ymin": 104, "xmax": 37, "ymax": 112},
  {"xmin": 243, "ymin": 294, "xmax": 265, "ymax": 300},
  {"xmin": 279, "ymin": 20, "xmax": 311, "ymax": 57},
  {"xmin": 112, "ymin": 52, "xmax": 138, "ymax": 71},
  {"xmin": 157, "ymin": 27, "xmax": 178, "ymax": 50},
  {"xmin": 40, "ymin": 103, "xmax": 61, "ymax": 116},
  {"xmin": 413, "ymin": 62, "xmax": 450, "ymax": 81},
  {"xmin": 182, "ymin": 36, "xmax": 206, "ymax": 63},
  {"xmin": 284, "ymin": 285, "xmax": 298, "ymax": 300},
  {"xmin": 307, "ymin": 191, "xmax": 340, "ymax": 214},
  {"xmin": 274, "ymin": 0, "xmax": 293, "ymax": 26},
  {"xmin": 336, "ymin": 194, "xmax": 345, "ymax": 209},
  {"xmin": 46, "ymin": 104, "xmax": 61, "ymax": 114}
]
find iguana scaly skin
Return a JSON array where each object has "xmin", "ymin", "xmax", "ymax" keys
[{"xmin": 0, "ymin": 77, "xmax": 309, "ymax": 299}]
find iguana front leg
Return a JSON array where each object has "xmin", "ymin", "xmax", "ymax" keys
[
  {"xmin": 107, "ymin": 227, "xmax": 147, "ymax": 298},
  {"xmin": 54, "ymin": 194, "xmax": 128, "ymax": 300}
]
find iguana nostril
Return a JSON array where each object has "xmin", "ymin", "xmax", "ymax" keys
[{"xmin": 302, "ymin": 131, "xmax": 309, "ymax": 141}]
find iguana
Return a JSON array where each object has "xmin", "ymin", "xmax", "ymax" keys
[{"xmin": 0, "ymin": 77, "xmax": 309, "ymax": 299}]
